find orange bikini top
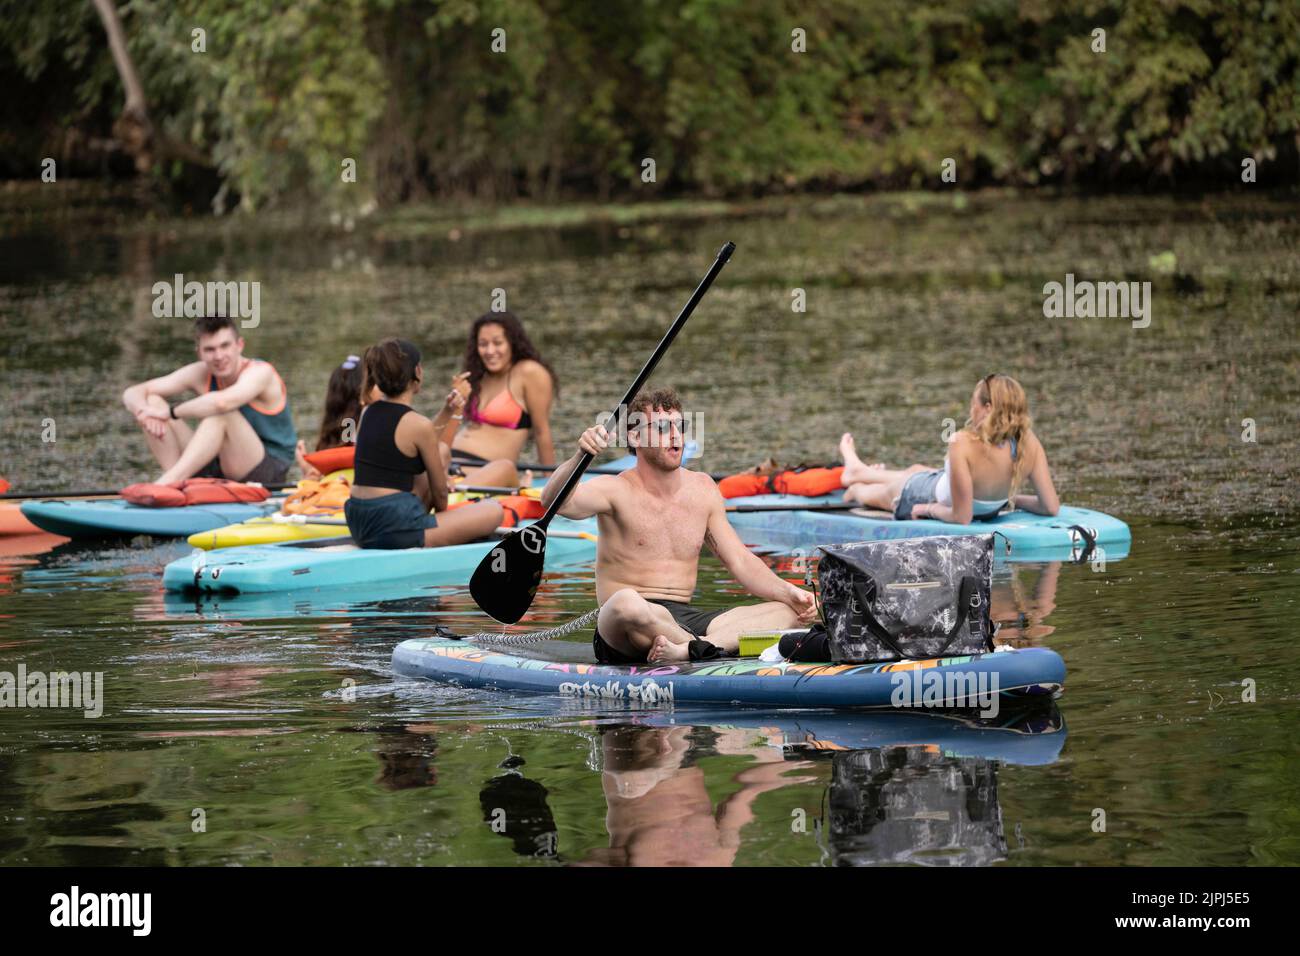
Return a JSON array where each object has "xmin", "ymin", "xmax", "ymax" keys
[{"xmin": 466, "ymin": 370, "xmax": 532, "ymax": 430}]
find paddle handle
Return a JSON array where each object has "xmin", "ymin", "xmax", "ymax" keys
[{"xmin": 536, "ymin": 241, "xmax": 736, "ymax": 531}]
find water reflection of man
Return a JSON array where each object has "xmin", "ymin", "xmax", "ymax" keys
[{"xmin": 575, "ymin": 725, "xmax": 815, "ymax": 867}]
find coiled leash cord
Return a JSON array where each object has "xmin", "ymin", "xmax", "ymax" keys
[{"xmin": 458, "ymin": 605, "xmax": 602, "ymax": 647}]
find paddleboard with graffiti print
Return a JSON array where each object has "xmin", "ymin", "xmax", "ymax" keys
[{"xmin": 391, "ymin": 638, "xmax": 1065, "ymax": 709}]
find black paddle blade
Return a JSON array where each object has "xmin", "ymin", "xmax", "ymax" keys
[{"xmin": 469, "ymin": 525, "xmax": 548, "ymax": 624}]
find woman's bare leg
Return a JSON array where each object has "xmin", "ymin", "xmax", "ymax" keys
[
  {"xmin": 839, "ymin": 432, "xmax": 893, "ymax": 485},
  {"xmin": 843, "ymin": 463, "xmax": 932, "ymax": 510},
  {"xmin": 422, "ymin": 499, "xmax": 504, "ymax": 547},
  {"xmin": 460, "ymin": 458, "xmax": 520, "ymax": 489},
  {"xmin": 438, "ymin": 442, "xmax": 525, "ymax": 490},
  {"xmin": 842, "ymin": 481, "xmax": 897, "ymax": 509}
]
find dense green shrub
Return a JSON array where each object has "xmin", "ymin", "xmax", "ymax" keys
[{"xmin": 2, "ymin": 0, "xmax": 1295, "ymax": 208}]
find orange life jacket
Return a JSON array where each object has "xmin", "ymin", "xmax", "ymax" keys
[
  {"xmin": 303, "ymin": 444, "xmax": 355, "ymax": 474},
  {"xmin": 445, "ymin": 494, "xmax": 544, "ymax": 528},
  {"xmin": 718, "ymin": 465, "xmax": 844, "ymax": 499},
  {"xmin": 281, "ymin": 475, "xmax": 352, "ymax": 516}
]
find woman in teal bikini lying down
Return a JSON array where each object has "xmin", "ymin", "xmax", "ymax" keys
[{"xmin": 839, "ymin": 374, "xmax": 1060, "ymax": 525}]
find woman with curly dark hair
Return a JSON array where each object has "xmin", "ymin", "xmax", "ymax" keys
[{"xmin": 439, "ymin": 312, "xmax": 558, "ymax": 472}]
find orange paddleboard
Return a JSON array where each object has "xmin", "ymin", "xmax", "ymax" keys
[
  {"xmin": 0, "ymin": 531, "xmax": 67, "ymax": 559},
  {"xmin": 1, "ymin": 494, "xmax": 121, "ymax": 535},
  {"xmin": 0, "ymin": 502, "xmax": 40, "ymax": 535}
]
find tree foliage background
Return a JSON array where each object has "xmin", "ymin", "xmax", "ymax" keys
[{"xmin": 2, "ymin": 0, "xmax": 1296, "ymax": 210}]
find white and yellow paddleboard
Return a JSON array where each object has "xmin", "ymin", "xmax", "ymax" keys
[
  {"xmin": 188, "ymin": 514, "xmax": 347, "ymax": 550},
  {"xmin": 188, "ymin": 469, "xmax": 352, "ymax": 550},
  {"xmin": 188, "ymin": 483, "xmax": 539, "ymax": 550}
]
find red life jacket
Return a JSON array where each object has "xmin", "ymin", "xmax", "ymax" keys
[{"xmin": 121, "ymin": 478, "xmax": 272, "ymax": 508}]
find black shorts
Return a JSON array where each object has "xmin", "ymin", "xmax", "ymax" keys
[
  {"xmin": 197, "ymin": 454, "xmax": 290, "ymax": 485},
  {"xmin": 343, "ymin": 491, "xmax": 438, "ymax": 550},
  {"xmin": 592, "ymin": 599, "xmax": 727, "ymax": 665}
]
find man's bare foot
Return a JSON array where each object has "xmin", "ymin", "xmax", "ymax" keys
[{"xmin": 648, "ymin": 635, "xmax": 689, "ymax": 664}]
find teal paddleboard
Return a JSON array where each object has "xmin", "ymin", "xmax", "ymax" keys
[
  {"xmin": 20, "ymin": 498, "xmax": 279, "ymax": 539},
  {"xmin": 163, "ymin": 517, "xmax": 598, "ymax": 594},
  {"xmin": 723, "ymin": 494, "xmax": 1129, "ymax": 558}
]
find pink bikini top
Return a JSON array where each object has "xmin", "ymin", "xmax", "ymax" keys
[{"xmin": 466, "ymin": 371, "xmax": 532, "ymax": 430}]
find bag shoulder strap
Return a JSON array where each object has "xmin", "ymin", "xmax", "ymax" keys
[{"xmin": 852, "ymin": 575, "xmax": 978, "ymax": 659}]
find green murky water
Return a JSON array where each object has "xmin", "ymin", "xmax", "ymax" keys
[{"xmin": 1, "ymin": 188, "xmax": 1297, "ymax": 865}]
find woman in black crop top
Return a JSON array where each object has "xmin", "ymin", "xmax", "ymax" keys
[{"xmin": 345, "ymin": 338, "xmax": 505, "ymax": 550}]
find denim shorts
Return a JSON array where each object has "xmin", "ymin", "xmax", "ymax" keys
[
  {"xmin": 344, "ymin": 492, "xmax": 437, "ymax": 549},
  {"xmin": 894, "ymin": 469, "xmax": 944, "ymax": 520}
]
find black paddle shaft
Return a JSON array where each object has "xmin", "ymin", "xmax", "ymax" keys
[
  {"xmin": 725, "ymin": 501, "xmax": 859, "ymax": 513},
  {"xmin": 455, "ymin": 456, "xmax": 728, "ymax": 481},
  {"xmin": 470, "ymin": 241, "xmax": 735, "ymax": 624},
  {"xmin": 532, "ymin": 240, "xmax": 735, "ymax": 534}
]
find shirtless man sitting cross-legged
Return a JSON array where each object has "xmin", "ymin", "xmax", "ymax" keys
[{"xmin": 540, "ymin": 387, "xmax": 816, "ymax": 665}]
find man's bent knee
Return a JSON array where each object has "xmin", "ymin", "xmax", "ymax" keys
[
  {"xmin": 132, "ymin": 393, "xmax": 169, "ymax": 414},
  {"xmin": 603, "ymin": 588, "xmax": 652, "ymax": 626},
  {"xmin": 194, "ymin": 410, "xmax": 239, "ymax": 431}
]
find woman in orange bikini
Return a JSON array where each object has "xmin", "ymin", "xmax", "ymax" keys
[
  {"xmin": 441, "ymin": 313, "xmax": 558, "ymax": 477},
  {"xmin": 293, "ymin": 352, "xmax": 522, "ymax": 490}
]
